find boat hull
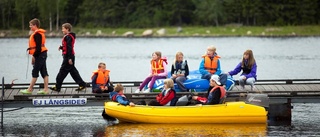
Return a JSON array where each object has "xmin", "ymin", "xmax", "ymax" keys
[{"xmin": 104, "ymin": 102, "xmax": 267, "ymax": 124}]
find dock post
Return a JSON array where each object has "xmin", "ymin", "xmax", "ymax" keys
[
  {"xmin": 268, "ymin": 98, "xmax": 292, "ymax": 125},
  {"xmin": 1, "ymin": 77, "xmax": 4, "ymax": 129}
]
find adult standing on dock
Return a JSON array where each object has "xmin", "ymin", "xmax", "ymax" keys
[
  {"xmin": 20, "ymin": 18, "xmax": 49, "ymax": 95},
  {"xmin": 50, "ymin": 23, "xmax": 86, "ymax": 92},
  {"xmin": 226, "ymin": 49, "xmax": 257, "ymax": 91}
]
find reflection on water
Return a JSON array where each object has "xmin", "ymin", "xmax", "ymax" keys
[
  {"xmin": 104, "ymin": 123, "xmax": 266, "ymax": 137},
  {"xmin": 2, "ymin": 104, "xmax": 320, "ymax": 136}
]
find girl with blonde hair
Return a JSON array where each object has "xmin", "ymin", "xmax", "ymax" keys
[
  {"xmin": 148, "ymin": 79, "xmax": 177, "ymax": 106},
  {"xmin": 171, "ymin": 51, "xmax": 189, "ymax": 92}
]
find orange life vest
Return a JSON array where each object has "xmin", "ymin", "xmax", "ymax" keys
[
  {"xmin": 210, "ymin": 86, "xmax": 226, "ymax": 99},
  {"xmin": 203, "ymin": 55, "xmax": 220, "ymax": 74},
  {"xmin": 151, "ymin": 59, "xmax": 164, "ymax": 74},
  {"xmin": 92, "ymin": 69, "xmax": 110, "ymax": 89},
  {"xmin": 28, "ymin": 29, "xmax": 47, "ymax": 55}
]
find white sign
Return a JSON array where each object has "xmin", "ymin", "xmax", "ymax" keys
[{"xmin": 32, "ymin": 98, "xmax": 87, "ymax": 106}]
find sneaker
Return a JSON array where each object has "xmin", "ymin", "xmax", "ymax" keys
[
  {"xmin": 142, "ymin": 89, "xmax": 150, "ymax": 93},
  {"xmin": 85, "ymin": 82, "xmax": 91, "ymax": 87},
  {"xmin": 37, "ymin": 90, "xmax": 48, "ymax": 95},
  {"xmin": 134, "ymin": 89, "xmax": 141, "ymax": 93},
  {"xmin": 251, "ymin": 86, "xmax": 256, "ymax": 91},
  {"xmin": 20, "ymin": 89, "xmax": 32, "ymax": 95},
  {"xmin": 50, "ymin": 86, "xmax": 60, "ymax": 92},
  {"xmin": 75, "ymin": 86, "xmax": 86, "ymax": 91}
]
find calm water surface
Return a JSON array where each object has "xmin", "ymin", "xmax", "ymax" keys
[{"xmin": 1, "ymin": 37, "xmax": 319, "ymax": 83}]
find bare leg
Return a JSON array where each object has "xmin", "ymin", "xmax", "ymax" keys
[
  {"xmin": 43, "ymin": 76, "xmax": 49, "ymax": 92},
  {"xmin": 27, "ymin": 77, "xmax": 38, "ymax": 92}
]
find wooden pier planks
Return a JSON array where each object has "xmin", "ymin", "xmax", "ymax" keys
[{"xmin": 1, "ymin": 80, "xmax": 320, "ymax": 102}]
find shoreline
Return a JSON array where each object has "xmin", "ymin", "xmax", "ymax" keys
[
  {"xmin": 1, "ymin": 34, "xmax": 320, "ymax": 39},
  {"xmin": 1, "ymin": 25, "xmax": 320, "ymax": 38}
]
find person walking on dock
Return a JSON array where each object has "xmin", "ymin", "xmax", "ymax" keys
[
  {"xmin": 20, "ymin": 18, "xmax": 49, "ymax": 95},
  {"xmin": 50, "ymin": 23, "xmax": 86, "ymax": 92}
]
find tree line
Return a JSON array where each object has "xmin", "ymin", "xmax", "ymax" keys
[{"xmin": 1, "ymin": 0, "xmax": 319, "ymax": 30}]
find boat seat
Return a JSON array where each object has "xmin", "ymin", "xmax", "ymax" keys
[{"xmin": 175, "ymin": 95, "xmax": 190, "ymax": 106}]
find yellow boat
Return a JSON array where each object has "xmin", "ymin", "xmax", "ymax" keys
[{"xmin": 104, "ymin": 101, "xmax": 267, "ymax": 124}]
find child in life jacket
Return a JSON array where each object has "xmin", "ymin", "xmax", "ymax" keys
[
  {"xmin": 135, "ymin": 51, "xmax": 168, "ymax": 93},
  {"xmin": 192, "ymin": 75, "xmax": 226, "ymax": 105},
  {"xmin": 109, "ymin": 83, "xmax": 135, "ymax": 106},
  {"xmin": 148, "ymin": 79, "xmax": 177, "ymax": 106},
  {"xmin": 226, "ymin": 49, "xmax": 257, "ymax": 91},
  {"xmin": 171, "ymin": 51, "xmax": 189, "ymax": 92},
  {"xmin": 91, "ymin": 62, "xmax": 114, "ymax": 93}
]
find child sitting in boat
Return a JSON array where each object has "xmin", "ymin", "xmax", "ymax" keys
[
  {"xmin": 171, "ymin": 51, "xmax": 189, "ymax": 92},
  {"xmin": 91, "ymin": 62, "xmax": 114, "ymax": 93},
  {"xmin": 135, "ymin": 51, "xmax": 168, "ymax": 93},
  {"xmin": 109, "ymin": 83, "xmax": 135, "ymax": 106},
  {"xmin": 148, "ymin": 79, "xmax": 177, "ymax": 106},
  {"xmin": 191, "ymin": 75, "xmax": 226, "ymax": 105},
  {"xmin": 226, "ymin": 49, "xmax": 257, "ymax": 91}
]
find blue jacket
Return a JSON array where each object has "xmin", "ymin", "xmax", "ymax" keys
[
  {"xmin": 228, "ymin": 60, "xmax": 257, "ymax": 80},
  {"xmin": 109, "ymin": 91, "xmax": 130, "ymax": 105},
  {"xmin": 199, "ymin": 55, "xmax": 221, "ymax": 75}
]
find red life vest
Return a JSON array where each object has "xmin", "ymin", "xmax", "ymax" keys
[
  {"xmin": 112, "ymin": 93, "xmax": 126, "ymax": 101},
  {"xmin": 197, "ymin": 86, "xmax": 226, "ymax": 104},
  {"xmin": 92, "ymin": 69, "xmax": 110, "ymax": 89},
  {"xmin": 210, "ymin": 86, "xmax": 226, "ymax": 99},
  {"xmin": 203, "ymin": 55, "xmax": 220, "ymax": 74},
  {"xmin": 62, "ymin": 34, "xmax": 75, "ymax": 55}
]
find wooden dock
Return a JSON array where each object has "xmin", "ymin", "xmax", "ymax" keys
[{"xmin": 1, "ymin": 79, "xmax": 320, "ymax": 108}]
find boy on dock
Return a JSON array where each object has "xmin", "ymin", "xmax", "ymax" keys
[
  {"xmin": 20, "ymin": 18, "xmax": 49, "ymax": 95},
  {"xmin": 50, "ymin": 23, "xmax": 86, "ymax": 92}
]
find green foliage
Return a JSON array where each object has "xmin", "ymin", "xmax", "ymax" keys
[
  {"xmin": 194, "ymin": 0, "xmax": 225, "ymax": 26},
  {"xmin": 0, "ymin": 0, "xmax": 320, "ymax": 30}
]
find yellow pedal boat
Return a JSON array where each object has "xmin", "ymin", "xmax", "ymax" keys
[{"xmin": 104, "ymin": 101, "xmax": 268, "ymax": 124}]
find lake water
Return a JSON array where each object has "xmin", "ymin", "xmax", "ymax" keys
[
  {"xmin": 1, "ymin": 37, "xmax": 320, "ymax": 84},
  {"xmin": 1, "ymin": 37, "xmax": 320, "ymax": 136}
]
